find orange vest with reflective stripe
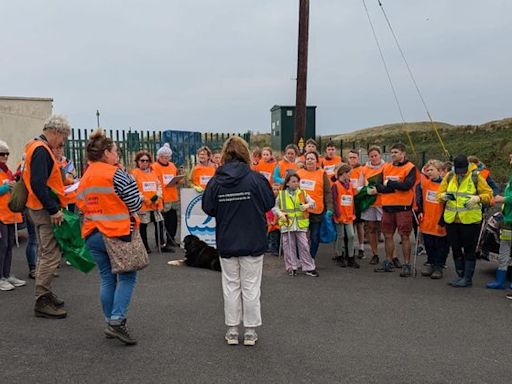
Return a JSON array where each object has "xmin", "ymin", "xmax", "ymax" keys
[
  {"xmin": 380, "ymin": 162, "xmax": 416, "ymax": 207},
  {"xmin": 349, "ymin": 166, "xmax": 365, "ymax": 190},
  {"xmin": 191, "ymin": 163, "xmax": 216, "ymax": 189},
  {"xmin": 23, "ymin": 140, "xmax": 65, "ymax": 210},
  {"xmin": 77, "ymin": 162, "xmax": 136, "ymax": 238},
  {"xmin": 322, "ymin": 156, "xmax": 342, "ymax": 186},
  {"xmin": 333, "ymin": 181, "xmax": 355, "ymax": 224},
  {"xmin": 151, "ymin": 161, "xmax": 179, "ymax": 202},
  {"xmin": 419, "ymin": 178, "xmax": 447, "ymax": 236},
  {"xmin": 296, "ymin": 168, "xmax": 325, "ymax": 214},
  {"xmin": 0, "ymin": 171, "xmax": 22, "ymax": 224},
  {"xmin": 253, "ymin": 160, "xmax": 276, "ymax": 184},
  {"xmin": 278, "ymin": 159, "xmax": 299, "ymax": 181},
  {"xmin": 131, "ymin": 168, "xmax": 163, "ymax": 212},
  {"xmin": 362, "ymin": 164, "xmax": 384, "ymax": 207}
]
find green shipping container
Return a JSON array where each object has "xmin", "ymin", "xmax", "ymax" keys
[{"xmin": 270, "ymin": 105, "xmax": 316, "ymax": 151}]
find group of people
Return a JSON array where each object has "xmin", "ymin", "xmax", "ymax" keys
[{"xmin": 1, "ymin": 116, "xmax": 511, "ymax": 348}]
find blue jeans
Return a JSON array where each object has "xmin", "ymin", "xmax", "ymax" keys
[
  {"xmin": 86, "ymin": 231, "xmax": 137, "ymax": 325},
  {"xmin": 25, "ymin": 214, "xmax": 38, "ymax": 270},
  {"xmin": 309, "ymin": 221, "xmax": 321, "ymax": 258}
]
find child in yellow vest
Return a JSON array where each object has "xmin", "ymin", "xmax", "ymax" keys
[{"xmin": 272, "ymin": 173, "xmax": 318, "ymax": 277}]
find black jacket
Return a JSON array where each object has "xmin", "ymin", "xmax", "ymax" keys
[{"xmin": 202, "ymin": 160, "xmax": 274, "ymax": 258}]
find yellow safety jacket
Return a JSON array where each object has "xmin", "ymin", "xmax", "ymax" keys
[
  {"xmin": 443, "ymin": 170, "xmax": 482, "ymax": 224},
  {"xmin": 278, "ymin": 189, "xmax": 309, "ymax": 231}
]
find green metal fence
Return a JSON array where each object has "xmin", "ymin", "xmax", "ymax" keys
[{"xmin": 66, "ymin": 128, "xmax": 251, "ymax": 177}]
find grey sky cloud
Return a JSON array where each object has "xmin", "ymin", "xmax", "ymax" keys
[{"xmin": 1, "ymin": 0, "xmax": 510, "ymax": 135}]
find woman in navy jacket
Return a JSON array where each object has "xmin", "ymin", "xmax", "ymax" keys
[{"xmin": 202, "ymin": 136, "xmax": 274, "ymax": 346}]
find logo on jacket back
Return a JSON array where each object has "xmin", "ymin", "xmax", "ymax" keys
[{"xmin": 185, "ymin": 194, "xmax": 216, "ymax": 246}]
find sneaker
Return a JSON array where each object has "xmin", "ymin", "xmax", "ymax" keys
[
  {"xmin": 243, "ymin": 328, "xmax": 258, "ymax": 346},
  {"xmin": 338, "ymin": 257, "xmax": 347, "ymax": 268},
  {"xmin": 392, "ymin": 257, "xmax": 402, "ymax": 269},
  {"xmin": 0, "ymin": 278, "xmax": 15, "ymax": 291},
  {"xmin": 505, "ymin": 293, "xmax": 512, "ymax": 300},
  {"xmin": 369, "ymin": 255, "xmax": 380, "ymax": 265},
  {"xmin": 430, "ymin": 267, "xmax": 443, "ymax": 279},
  {"xmin": 421, "ymin": 264, "xmax": 433, "ymax": 277},
  {"xmin": 288, "ymin": 269, "xmax": 297, "ymax": 277},
  {"xmin": 104, "ymin": 320, "xmax": 137, "ymax": 345},
  {"xmin": 305, "ymin": 270, "xmax": 319, "ymax": 277},
  {"xmin": 400, "ymin": 264, "xmax": 412, "ymax": 277},
  {"xmin": 357, "ymin": 249, "xmax": 365, "ymax": 259},
  {"xmin": 28, "ymin": 269, "xmax": 36, "ymax": 279},
  {"xmin": 374, "ymin": 260, "xmax": 393, "ymax": 273},
  {"xmin": 7, "ymin": 275, "xmax": 26, "ymax": 287},
  {"xmin": 347, "ymin": 257, "xmax": 360, "ymax": 269},
  {"xmin": 225, "ymin": 326, "xmax": 239, "ymax": 345},
  {"xmin": 34, "ymin": 293, "xmax": 67, "ymax": 319}
]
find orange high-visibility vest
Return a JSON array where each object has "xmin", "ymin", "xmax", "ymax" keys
[
  {"xmin": 321, "ymin": 156, "xmax": 342, "ymax": 177},
  {"xmin": 151, "ymin": 161, "xmax": 179, "ymax": 202},
  {"xmin": 191, "ymin": 163, "xmax": 216, "ymax": 189},
  {"xmin": 349, "ymin": 166, "xmax": 365, "ymax": 190},
  {"xmin": 131, "ymin": 168, "xmax": 163, "ymax": 212},
  {"xmin": 278, "ymin": 159, "xmax": 299, "ymax": 181},
  {"xmin": 480, "ymin": 168, "xmax": 490, "ymax": 180},
  {"xmin": 253, "ymin": 160, "xmax": 276, "ymax": 184},
  {"xmin": 380, "ymin": 162, "xmax": 416, "ymax": 207},
  {"xmin": 419, "ymin": 177, "xmax": 447, "ymax": 236},
  {"xmin": 77, "ymin": 162, "xmax": 138, "ymax": 238},
  {"xmin": 333, "ymin": 181, "xmax": 355, "ymax": 224},
  {"xmin": 23, "ymin": 140, "xmax": 65, "ymax": 210},
  {"xmin": 362, "ymin": 164, "xmax": 384, "ymax": 207},
  {"xmin": 296, "ymin": 168, "xmax": 325, "ymax": 214},
  {"xmin": 0, "ymin": 171, "xmax": 22, "ymax": 224}
]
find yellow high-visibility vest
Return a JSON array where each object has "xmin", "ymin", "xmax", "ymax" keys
[{"xmin": 444, "ymin": 171, "xmax": 482, "ymax": 224}]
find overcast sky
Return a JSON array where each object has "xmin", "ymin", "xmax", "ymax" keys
[{"xmin": 1, "ymin": 0, "xmax": 511, "ymax": 135}]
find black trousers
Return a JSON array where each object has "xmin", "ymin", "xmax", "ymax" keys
[
  {"xmin": 446, "ymin": 223, "xmax": 480, "ymax": 262},
  {"xmin": 140, "ymin": 212, "xmax": 165, "ymax": 250},
  {"xmin": 423, "ymin": 233, "xmax": 449, "ymax": 267},
  {"xmin": 162, "ymin": 208, "xmax": 178, "ymax": 243}
]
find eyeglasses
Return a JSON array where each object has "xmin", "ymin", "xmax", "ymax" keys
[
  {"xmin": 139, "ymin": 159, "xmax": 150, "ymax": 163},
  {"xmin": 0, "ymin": 153, "xmax": 9, "ymax": 157}
]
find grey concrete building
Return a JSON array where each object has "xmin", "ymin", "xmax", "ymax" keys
[{"xmin": 0, "ymin": 96, "xmax": 53, "ymax": 169}]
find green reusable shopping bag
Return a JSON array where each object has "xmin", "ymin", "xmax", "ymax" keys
[
  {"xmin": 53, "ymin": 209, "xmax": 95, "ymax": 273},
  {"xmin": 354, "ymin": 172, "xmax": 382, "ymax": 219}
]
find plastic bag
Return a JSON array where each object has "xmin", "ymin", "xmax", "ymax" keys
[
  {"xmin": 319, "ymin": 211, "xmax": 336, "ymax": 244},
  {"xmin": 53, "ymin": 209, "xmax": 95, "ymax": 273}
]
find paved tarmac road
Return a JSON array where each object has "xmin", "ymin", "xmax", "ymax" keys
[{"xmin": 2, "ymin": 232, "xmax": 512, "ymax": 384}]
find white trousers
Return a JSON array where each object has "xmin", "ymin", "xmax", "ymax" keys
[{"xmin": 220, "ymin": 255, "xmax": 264, "ymax": 328}]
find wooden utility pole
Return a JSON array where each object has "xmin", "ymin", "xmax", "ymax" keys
[{"xmin": 294, "ymin": 0, "xmax": 309, "ymax": 145}]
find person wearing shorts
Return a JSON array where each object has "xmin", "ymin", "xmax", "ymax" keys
[
  {"xmin": 362, "ymin": 145, "xmax": 385, "ymax": 265},
  {"xmin": 372, "ymin": 143, "xmax": 417, "ymax": 277}
]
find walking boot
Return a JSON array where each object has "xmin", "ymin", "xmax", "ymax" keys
[
  {"xmin": 369, "ymin": 255, "xmax": 380, "ymax": 265},
  {"xmin": 452, "ymin": 260, "xmax": 476, "ymax": 288},
  {"xmin": 392, "ymin": 257, "xmax": 402, "ymax": 269},
  {"xmin": 104, "ymin": 319, "xmax": 137, "ymax": 345},
  {"xmin": 486, "ymin": 269, "xmax": 507, "ymax": 289},
  {"xmin": 430, "ymin": 266, "xmax": 443, "ymax": 279},
  {"xmin": 338, "ymin": 256, "xmax": 347, "ymax": 268},
  {"xmin": 50, "ymin": 293, "xmax": 65, "ymax": 308},
  {"xmin": 347, "ymin": 256, "xmax": 360, "ymax": 269},
  {"xmin": 34, "ymin": 293, "xmax": 67, "ymax": 319},
  {"xmin": 421, "ymin": 264, "xmax": 433, "ymax": 277},
  {"xmin": 448, "ymin": 258, "xmax": 465, "ymax": 286}
]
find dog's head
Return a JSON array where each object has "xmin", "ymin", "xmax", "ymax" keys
[{"xmin": 183, "ymin": 235, "xmax": 201, "ymax": 251}]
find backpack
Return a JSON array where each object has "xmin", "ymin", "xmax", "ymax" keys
[{"xmin": 8, "ymin": 178, "xmax": 28, "ymax": 213}]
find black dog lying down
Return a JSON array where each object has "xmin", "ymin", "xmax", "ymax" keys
[{"xmin": 167, "ymin": 235, "xmax": 221, "ymax": 272}]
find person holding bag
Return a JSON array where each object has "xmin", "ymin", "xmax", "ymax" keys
[{"xmin": 77, "ymin": 129, "xmax": 143, "ymax": 345}]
